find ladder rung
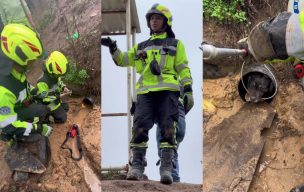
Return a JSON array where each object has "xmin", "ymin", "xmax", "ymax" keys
[{"xmin": 102, "ymin": 113, "xmax": 128, "ymax": 117}]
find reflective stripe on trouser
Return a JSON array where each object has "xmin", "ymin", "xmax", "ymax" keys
[{"xmin": 130, "ymin": 91, "xmax": 179, "ymax": 149}]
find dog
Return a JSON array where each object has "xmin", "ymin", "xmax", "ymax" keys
[{"xmin": 244, "ymin": 73, "xmax": 274, "ymax": 103}]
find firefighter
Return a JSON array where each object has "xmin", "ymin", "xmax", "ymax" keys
[
  {"xmin": 247, "ymin": 11, "xmax": 304, "ymax": 87},
  {"xmin": 101, "ymin": 4, "xmax": 194, "ymax": 184},
  {"xmin": 31, "ymin": 51, "xmax": 69, "ymax": 124},
  {"xmin": 0, "ymin": 23, "xmax": 52, "ymax": 142}
]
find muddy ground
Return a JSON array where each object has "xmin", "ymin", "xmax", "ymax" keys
[
  {"xmin": 204, "ymin": 0, "xmax": 304, "ymax": 191},
  {"xmin": 100, "ymin": 180, "xmax": 202, "ymax": 192},
  {"xmin": 0, "ymin": 97, "xmax": 101, "ymax": 192},
  {"xmin": 27, "ymin": 0, "xmax": 101, "ymax": 96},
  {"xmin": 0, "ymin": 0, "xmax": 101, "ymax": 192}
]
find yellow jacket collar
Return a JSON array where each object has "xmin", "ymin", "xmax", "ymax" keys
[
  {"xmin": 11, "ymin": 69, "xmax": 26, "ymax": 83},
  {"xmin": 151, "ymin": 32, "xmax": 167, "ymax": 40}
]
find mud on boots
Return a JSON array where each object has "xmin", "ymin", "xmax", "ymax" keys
[
  {"xmin": 159, "ymin": 148, "xmax": 175, "ymax": 184},
  {"xmin": 126, "ymin": 147, "xmax": 147, "ymax": 180}
]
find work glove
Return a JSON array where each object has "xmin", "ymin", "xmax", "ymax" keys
[
  {"xmin": 183, "ymin": 85, "xmax": 194, "ymax": 114},
  {"xmin": 34, "ymin": 124, "xmax": 53, "ymax": 137},
  {"xmin": 130, "ymin": 101, "xmax": 136, "ymax": 115},
  {"xmin": 101, "ymin": 37, "xmax": 117, "ymax": 54}
]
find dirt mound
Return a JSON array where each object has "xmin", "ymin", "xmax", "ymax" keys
[
  {"xmin": 0, "ymin": 97, "xmax": 101, "ymax": 192},
  {"xmin": 101, "ymin": 180, "xmax": 202, "ymax": 192},
  {"xmin": 204, "ymin": 1, "xmax": 304, "ymax": 191},
  {"xmin": 27, "ymin": 0, "xmax": 101, "ymax": 96}
]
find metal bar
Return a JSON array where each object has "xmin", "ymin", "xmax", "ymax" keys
[
  {"xmin": 19, "ymin": 0, "xmax": 36, "ymax": 30},
  {"xmin": 102, "ymin": 32, "xmax": 127, "ymax": 36},
  {"xmin": 101, "ymin": 165, "xmax": 128, "ymax": 172},
  {"xmin": 102, "ymin": 113, "xmax": 128, "ymax": 117},
  {"xmin": 132, "ymin": 28, "xmax": 137, "ymax": 102},
  {"xmin": 202, "ymin": 44, "xmax": 247, "ymax": 61},
  {"xmin": 102, "ymin": 10, "xmax": 126, "ymax": 14},
  {"xmin": 126, "ymin": 0, "xmax": 132, "ymax": 161}
]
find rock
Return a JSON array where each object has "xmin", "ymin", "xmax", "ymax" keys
[
  {"xmin": 44, "ymin": 183, "xmax": 57, "ymax": 190},
  {"xmin": 13, "ymin": 171, "xmax": 29, "ymax": 182}
]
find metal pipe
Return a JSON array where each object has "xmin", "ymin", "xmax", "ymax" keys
[
  {"xmin": 126, "ymin": 0, "xmax": 132, "ymax": 161},
  {"xmin": 19, "ymin": 0, "xmax": 36, "ymax": 30},
  {"xmin": 201, "ymin": 44, "xmax": 247, "ymax": 61},
  {"xmin": 132, "ymin": 28, "xmax": 137, "ymax": 102},
  {"xmin": 102, "ymin": 113, "xmax": 128, "ymax": 117},
  {"xmin": 101, "ymin": 165, "xmax": 128, "ymax": 172}
]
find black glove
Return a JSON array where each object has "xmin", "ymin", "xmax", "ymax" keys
[
  {"xmin": 183, "ymin": 85, "xmax": 194, "ymax": 114},
  {"xmin": 101, "ymin": 37, "xmax": 117, "ymax": 54},
  {"xmin": 130, "ymin": 101, "xmax": 136, "ymax": 115}
]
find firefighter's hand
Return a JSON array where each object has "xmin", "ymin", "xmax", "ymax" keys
[
  {"xmin": 63, "ymin": 87, "xmax": 71, "ymax": 93},
  {"xmin": 35, "ymin": 124, "xmax": 53, "ymax": 137},
  {"xmin": 101, "ymin": 37, "xmax": 117, "ymax": 54},
  {"xmin": 183, "ymin": 92, "xmax": 194, "ymax": 115}
]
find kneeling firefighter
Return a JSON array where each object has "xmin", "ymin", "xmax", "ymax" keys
[
  {"xmin": 0, "ymin": 23, "xmax": 52, "ymax": 142},
  {"xmin": 31, "ymin": 51, "xmax": 69, "ymax": 124}
]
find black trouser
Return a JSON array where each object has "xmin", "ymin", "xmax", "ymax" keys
[
  {"xmin": 50, "ymin": 104, "xmax": 67, "ymax": 123},
  {"xmin": 0, "ymin": 103, "xmax": 49, "ymax": 141},
  {"xmin": 130, "ymin": 91, "xmax": 179, "ymax": 149},
  {"xmin": 15, "ymin": 103, "xmax": 49, "ymax": 123}
]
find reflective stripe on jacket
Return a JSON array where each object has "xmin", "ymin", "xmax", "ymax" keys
[
  {"xmin": 0, "ymin": 71, "xmax": 33, "ymax": 136},
  {"xmin": 112, "ymin": 32, "xmax": 192, "ymax": 94}
]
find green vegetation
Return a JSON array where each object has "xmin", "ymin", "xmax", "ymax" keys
[
  {"xmin": 63, "ymin": 61, "xmax": 90, "ymax": 85},
  {"xmin": 203, "ymin": 0, "xmax": 247, "ymax": 23}
]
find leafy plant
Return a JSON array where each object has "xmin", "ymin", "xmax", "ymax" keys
[
  {"xmin": 203, "ymin": 0, "xmax": 247, "ymax": 23},
  {"xmin": 63, "ymin": 61, "xmax": 90, "ymax": 85}
]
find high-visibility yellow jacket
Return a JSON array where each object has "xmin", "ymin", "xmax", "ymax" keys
[
  {"xmin": 31, "ymin": 72, "xmax": 64, "ymax": 111},
  {"xmin": 0, "ymin": 69, "xmax": 35, "ymax": 138},
  {"xmin": 111, "ymin": 32, "xmax": 192, "ymax": 94}
]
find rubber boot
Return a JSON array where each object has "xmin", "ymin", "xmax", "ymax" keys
[
  {"xmin": 160, "ymin": 148, "xmax": 174, "ymax": 184},
  {"xmin": 126, "ymin": 148, "xmax": 146, "ymax": 180}
]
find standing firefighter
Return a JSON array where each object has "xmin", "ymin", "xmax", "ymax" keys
[
  {"xmin": 31, "ymin": 51, "xmax": 69, "ymax": 123},
  {"xmin": 0, "ymin": 23, "xmax": 52, "ymax": 142},
  {"xmin": 102, "ymin": 4, "xmax": 194, "ymax": 184}
]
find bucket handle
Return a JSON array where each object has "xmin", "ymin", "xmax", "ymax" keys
[{"xmin": 240, "ymin": 62, "xmax": 278, "ymax": 101}]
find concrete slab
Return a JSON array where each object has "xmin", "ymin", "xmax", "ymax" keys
[{"xmin": 203, "ymin": 103, "xmax": 276, "ymax": 192}]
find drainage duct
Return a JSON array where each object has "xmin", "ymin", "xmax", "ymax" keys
[
  {"xmin": 201, "ymin": 44, "xmax": 248, "ymax": 61},
  {"xmin": 238, "ymin": 63, "xmax": 278, "ymax": 103}
]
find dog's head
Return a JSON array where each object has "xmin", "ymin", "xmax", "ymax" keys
[{"xmin": 244, "ymin": 73, "xmax": 274, "ymax": 103}]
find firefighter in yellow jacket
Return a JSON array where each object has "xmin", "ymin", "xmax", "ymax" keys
[
  {"xmin": 102, "ymin": 4, "xmax": 194, "ymax": 184},
  {"xmin": 0, "ymin": 24, "xmax": 52, "ymax": 142},
  {"xmin": 31, "ymin": 51, "xmax": 69, "ymax": 123}
]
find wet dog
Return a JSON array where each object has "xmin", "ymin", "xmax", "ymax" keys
[{"xmin": 244, "ymin": 73, "xmax": 274, "ymax": 103}]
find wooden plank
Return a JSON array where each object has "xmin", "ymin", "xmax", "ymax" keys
[{"xmin": 203, "ymin": 103, "xmax": 276, "ymax": 192}]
